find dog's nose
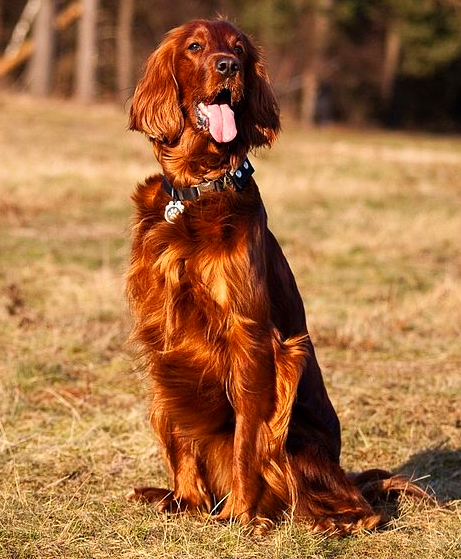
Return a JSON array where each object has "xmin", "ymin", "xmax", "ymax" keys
[{"xmin": 215, "ymin": 57, "xmax": 240, "ymax": 77}]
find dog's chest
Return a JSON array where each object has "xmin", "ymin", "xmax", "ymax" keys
[{"xmin": 157, "ymin": 212, "xmax": 261, "ymax": 311}]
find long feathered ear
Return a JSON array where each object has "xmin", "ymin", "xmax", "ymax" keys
[
  {"xmin": 129, "ymin": 34, "xmax": 184, "ymax": 143},
  {"xmin": 238, "ymin": 39, "xmax": 281, "ymax": 150}
]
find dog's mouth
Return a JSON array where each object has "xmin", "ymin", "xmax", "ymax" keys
[{"xmin": 195, "ymin": 89, "xmax": 237, "ymax": 144}]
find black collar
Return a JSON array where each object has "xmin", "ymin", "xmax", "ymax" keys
[{"xmin": 162, "ymin": 157, "xmax": 254, "ymax": 202}]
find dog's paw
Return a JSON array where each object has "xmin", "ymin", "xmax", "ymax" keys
[
  {"xmin": 126, "ymin": 486, "xmax": 174, "ymax": 507},
  {"xmin": 311, "ymin": 511, "xmax": 382, "ymax": 537},
  {"xmin": 126, "ymin": 486, "xmax": 212, "ymax": 514}
]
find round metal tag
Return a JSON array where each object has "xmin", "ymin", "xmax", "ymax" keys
[{"xmin": 164, "ymin": 200, "xmax": 184, "ymax": 223}]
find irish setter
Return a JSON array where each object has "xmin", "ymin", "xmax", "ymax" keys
[{"xmin": 126, "ymin": 19, "xmax": 427, "ymax": 535}]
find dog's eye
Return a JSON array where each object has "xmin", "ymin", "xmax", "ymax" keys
[
  {"xmin": 234, "ymin": 44, "xmax": 244, "ymax": 55},
  {"xmin": 188, "ymin": 42, "xmax": 202, "ymax": 52}
]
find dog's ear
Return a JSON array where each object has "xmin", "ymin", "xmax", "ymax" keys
[
  {"xmin": 238, "ymin": 39, "xmax": 280, "ymax": 150},
  {"xmin": 129, "ymin": 34, "xmax": 184, "ymax": 143}
]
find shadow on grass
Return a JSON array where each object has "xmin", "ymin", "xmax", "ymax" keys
[{"xmin": 399, "ymin": 445, "xmax": 461, "ymax": 502}]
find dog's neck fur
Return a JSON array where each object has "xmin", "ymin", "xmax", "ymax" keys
[{"xmin": 151, "ymin": 125, "xmax": 248, "ymax": 189}]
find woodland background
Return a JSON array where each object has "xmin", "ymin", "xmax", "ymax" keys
[{"xmin": 1, "ymin": 0, "xmax": 461, "ymax": 129}]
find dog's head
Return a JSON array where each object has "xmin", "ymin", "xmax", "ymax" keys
[{"xmin": 129, "ymin": 19, "xmax": 280, "ymax": 153}]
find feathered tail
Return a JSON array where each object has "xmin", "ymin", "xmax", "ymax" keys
[{"xmin": 348, "ymin": 468, "xmax": 435, "ymax": 505}]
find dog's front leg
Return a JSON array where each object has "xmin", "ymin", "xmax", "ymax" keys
[
  {"xmin": 215, "ymin": 320, "xmax": 278, "ymax": 530},
  {"xmin": 215, "ymin": 324, "xmax": 306, "ymax": 532},
  {"xmin": 216, "ymin": 404, "xmax": 269, "ymax": 527}
]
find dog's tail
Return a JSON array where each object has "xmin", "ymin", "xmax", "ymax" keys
[{"xmin": 348, "ymin": 468, "xmax": 435, "ymax": 505}]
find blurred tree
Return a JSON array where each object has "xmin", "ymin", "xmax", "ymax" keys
[
  {"xmin": 26, "ymin": 0, "xmax": 55, "ymax": 96},
  {"xmin": 298, "ymin": 0, "xmax": 333, "ymax": 125},
  {"xmin": 395, "ymin": 0, "xmax": 461, "ymax": 77},
  {"xmin": 4, "ymin": 0, "xmax": 39, "ymax": 58},
  {"xmin": 75, "ymin": 0, "xmax": 99, "ymax": 102},
  {"xmin": 0, "ymin": 1, "xmax": 82, "ymax": 85},
  {"xmin": 380, "ymin": 5, "xmax": 400, "ymax": 105},
  {"xmin": 376, "ymin": 0, "xmax": 461, "ymax": 107},
  {"xmin": 331, "ymin": 0, "xmax": 461, "ymax": 124},
  {"xmin": 116, "ymin": 0, "xmax": 134, "ymax": 102}
]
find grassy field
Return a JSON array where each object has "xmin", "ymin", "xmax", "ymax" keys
[{"xmin": 0, "ymin": 94, "xmax": 460, "ymax": 558}]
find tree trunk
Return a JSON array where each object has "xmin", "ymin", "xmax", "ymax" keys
[
  {"xmin": 27, "ymin": 0, "xmax": 55, "ymax": 96},
  {"xmin": 75, "ymin": 0, "xmax": 99, "ymax": 102},
  {"xmin": 300, "ymin": 67, "xmax": 318, "ymax": 126},
  {"xmin": 381, "ymin": 21, "xmax": 401, "ymax": 107},
  {"xmin": 116, "ymin": 0, "xmax": 134, "ymax": 102},
  {"xmin": 299, "ymin": 0, "xmax": 332, "ymax": 126}
]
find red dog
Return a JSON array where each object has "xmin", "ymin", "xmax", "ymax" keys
[{"xmin": 126, "ymin": 19, "xmax": 426, "ymax": 535}]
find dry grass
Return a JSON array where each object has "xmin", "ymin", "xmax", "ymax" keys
[{"xmin": 0, "ymin": 94, "xmax": 460, "ymax": 558}]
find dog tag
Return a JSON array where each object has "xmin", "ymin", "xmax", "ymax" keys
[{"xmin": 164, "ymin": 200, "xmax": 184, "ymax": 223}]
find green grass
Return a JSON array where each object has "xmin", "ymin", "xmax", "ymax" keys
[{"xmin": 0, "ymin": 94, "xmax": 460, "ymax": 558}]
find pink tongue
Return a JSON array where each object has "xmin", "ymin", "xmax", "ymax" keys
[{"xmin": 207, "ymin": 103, "xmax": 237, "ymax": 143}]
